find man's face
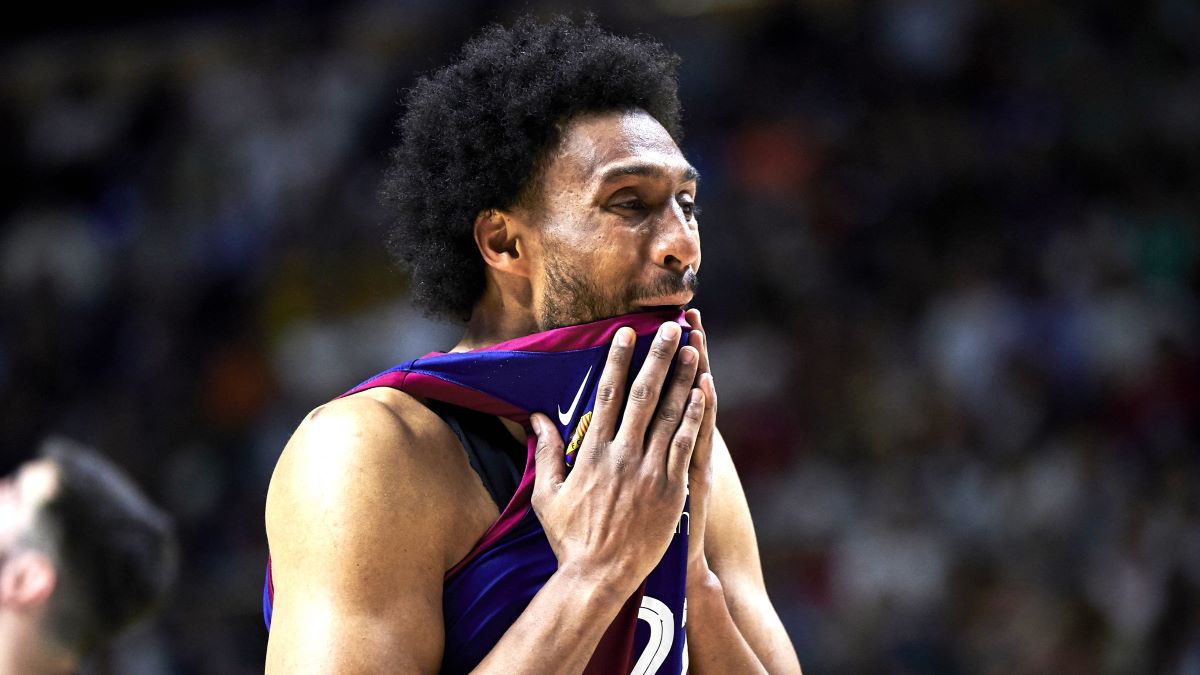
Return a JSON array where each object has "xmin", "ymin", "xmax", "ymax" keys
[
  {"xmin": 523, "ymin": 109, "xmax": 701, "ymax": 330},
  {"xmin": 0, "ymin": 460, "xmax": 59, "ymax": 556}
]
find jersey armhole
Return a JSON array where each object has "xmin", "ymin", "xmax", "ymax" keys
[{"xmin": 425, "ymin": 400, "xmax": 525, "ymax": 512}]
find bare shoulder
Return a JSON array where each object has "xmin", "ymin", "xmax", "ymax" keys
[
  {"xmin": 264, "ymin": 388, "xmax": 503, "ymax": 671},
  {"xmin": 266, "ymin": 387, "xmax": 496, "ymax": 577},
  {"xmin": 270, "ymin": 387, "xmax": 448, "ymax": 485},
  {"xmin": 267, "ymin": 388, "xmax": 448, "ymax": 524}
]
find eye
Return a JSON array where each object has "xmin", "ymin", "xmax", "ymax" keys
[
  {"xmin": 612, "ymin": 198, "xmax": 646, "ymax": 212},
  {"xmin": 677, "ymin": 196, "xmax": 701, "ymax": 219}
]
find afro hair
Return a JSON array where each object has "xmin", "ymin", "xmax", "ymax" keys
[{"xmin": 380, "ymin": 14, "xmax": 684, "ymax": 321}]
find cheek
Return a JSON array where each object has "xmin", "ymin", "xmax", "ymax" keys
[
  {"xmin": 550, "ymin": 226, "xmax": 612, "ymax": 267},
  {"xmin": 589, "ymin": 234, "xmax": 640, "ymax": 275}
]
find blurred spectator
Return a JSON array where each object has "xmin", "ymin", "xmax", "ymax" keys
[{"xmin": 0, "ymin": 437, "xmax": 178, "ymax": 674}]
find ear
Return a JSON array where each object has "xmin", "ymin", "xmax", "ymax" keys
[
  {"xmin": 473, "ymin": 208, "xmax": 531, "ymax": 279},
  {"xmin": 0, "ymin": 550, "xmax": 57, "ymax": 610}
]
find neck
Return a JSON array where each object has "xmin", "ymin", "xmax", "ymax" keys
[
  {"xmin": 450, "ymin": 290, "xmax": 539, "ymax": 444},
  {"xmin": 0, "ymin": 613, "xmax": 77, "ymax": 675},
  {"xmin": 452, "ymin": 289, "xmax": 538, "ymax": 352}
]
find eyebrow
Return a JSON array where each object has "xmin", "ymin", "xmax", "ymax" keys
[{"xmin": 597, "ymin": 162, "xmax": 700, "ymax": 185}]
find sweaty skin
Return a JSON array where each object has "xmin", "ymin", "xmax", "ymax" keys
[{"xmin": 264, "ymin": 110, "xmax": 801, "ymax": 674}]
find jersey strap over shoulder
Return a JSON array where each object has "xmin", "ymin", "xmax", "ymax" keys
[{"xmin": 264, "ymin": 308, "xmax": 693, "ymax": 675}]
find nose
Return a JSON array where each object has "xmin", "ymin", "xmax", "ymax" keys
[{"xmin": 650, "ymin": 202, "xmax": 701, "ymax": 275}]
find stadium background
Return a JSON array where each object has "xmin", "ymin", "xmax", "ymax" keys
[{"xmin": 2, "ymin": 1, "xmax": 1197, "ymax": 672}]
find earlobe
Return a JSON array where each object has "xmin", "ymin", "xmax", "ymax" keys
[
  {"xmin": 0, "ymin": 550, "xmax": 57, "ymax": 609},
  {"xmin": 473, "ymin": 208, "xmax": 530, "ymax": 278}
]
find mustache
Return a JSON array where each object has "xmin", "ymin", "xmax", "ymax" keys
[{"xmin": 631, "ymin": 267, "xmax": 699, "ymax": 303}]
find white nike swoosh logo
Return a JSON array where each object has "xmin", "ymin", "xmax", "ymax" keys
[{"xmin": 557, "ymin": 365, "xmax": 593, "ymax": 426}]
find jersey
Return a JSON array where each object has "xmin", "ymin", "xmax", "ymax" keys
[{"xmin": 264, "ymin": 308, "xmax": 693, "ymax": 674}]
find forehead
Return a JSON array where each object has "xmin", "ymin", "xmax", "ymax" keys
[{"xmin": 550, "ymin": 109, "xmax": 691, "ymax": 188}]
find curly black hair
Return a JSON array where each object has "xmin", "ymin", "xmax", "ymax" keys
[{"xmin": 380, "ymin": 14, "xmax": 683, "ymax": 321}]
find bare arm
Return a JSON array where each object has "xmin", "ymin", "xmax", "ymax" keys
[
  {"xmin": 698, "ymin": 429, "xmax": 802, "ymax": 674},
  {"xmin": 264, "ymin": 392, "xmax": 457, "ymax": 673},
  {"xmin": 266, "ymin": 322, "xmax": 706, "ymax": 674},
  {"xmin": 682, "ymin": 309, "xmax": 802, "ymax": 674}
]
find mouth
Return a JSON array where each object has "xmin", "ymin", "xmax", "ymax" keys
[
  {"xmin": 634, "ymin": 306, "xmax": 686, "ymax": 315},
  {"xmin": 634, "ymin": 292, "xmax": 693, "ymax": 312}
]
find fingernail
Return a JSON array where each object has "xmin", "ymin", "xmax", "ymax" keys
[
  {"xmin": 680, "ymin": 348, "xmax": 695, "ymax": 364},
  {"xmin": 530, "ymin": 415, "xmax": 542, "ymax": 433},
  {"xmin": 660, "ymin": 323, "xmax": 679, "ymax": 339},
  {"xmin": 616, "ymin": 327, "xmax": 632, "ymax": 347}
]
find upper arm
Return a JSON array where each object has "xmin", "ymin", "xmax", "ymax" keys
[
  {"xmin": 706, "ymin": 427, "xmax": 802, "ymax": 672},
  {"xmin": 264, "ymin": 392, "xmax": 460, "ymax": 674}
]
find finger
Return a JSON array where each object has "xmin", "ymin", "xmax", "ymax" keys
[
  {"xmin": 684, "ymin": 309, "xmax": 709, "ymax": 375},
  {"xmin": 615, "ymin": 322, "xmax": 682, "ymax": 445},
  {"xmin": 530, "ymin": 413, "xmax": 567, "ymax": 501},
  {"xmin": 687, "ymin": 328, "xmax": 710, "ymax": 379},
  {"xmin": 644, "ymin": 345, "xmax": 700, "ymax": 460},
  {"xmin": 588, "ymin": 327, "xmax": 635, "ymax": 439},
  {"xmin": 693, "ymin": 309, "xmax": 711, "ymax": 375},
  {"xmin": 667, "ymin": 388, "xmax": 706, "ymax": 479},
  {"xmin": 690, "ymin": 373, "xmax": 718, "ymax": 476}
]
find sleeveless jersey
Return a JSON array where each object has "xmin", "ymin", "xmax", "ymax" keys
[{"xmin": 264, "ymin": 309, "xmax": 692, "ymax": 674}]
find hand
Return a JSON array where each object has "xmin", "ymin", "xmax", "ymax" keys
[
  {"xmin": 683, "ymin": 308, "xmax": 718, "ymax": 582},
  {"xmin": 529, "ymin": 322, "xmax": 706, "ymax": 594}
]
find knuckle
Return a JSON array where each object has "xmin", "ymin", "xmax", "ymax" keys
[
  {"xmin": 673, "ymin": 435, "xmax": 696, "ymax": 455},
  {"xmin": 597, "ymin": 382, "xmax": 618, "ymax": 404},
  {"xmin": 629, "ymin": 382, "xmax": 654, "ymax": 403},
  {"xmin": 656, "ymin": 406, "xmax": 680, "ymax": 425},
  {"xmin": 651, "ymin": 340, "xmax": 674, "ymax": 360},
  {"xmin": 685, "ymin": 402, "xmax": 705, "ymax": 421}
]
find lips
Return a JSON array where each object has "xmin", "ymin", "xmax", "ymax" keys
[{"xmin": 634, "ymin": 292, "xmax": 694, "ymax": 309}]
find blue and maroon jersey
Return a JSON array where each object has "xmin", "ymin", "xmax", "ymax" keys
[{"xmin": 264, "ymin": 309, "xmax": 693, "ymax": 674}]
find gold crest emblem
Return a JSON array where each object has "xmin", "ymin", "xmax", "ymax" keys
[{"xmin": 564, "ymin": 410, "xmax": 593, "ymax": 466}]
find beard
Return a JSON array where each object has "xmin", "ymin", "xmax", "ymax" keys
[{"xmin": 539, "ymin": 253, "xmax": 698, "ymax": 330}]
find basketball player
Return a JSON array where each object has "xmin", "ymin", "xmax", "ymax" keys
[
  {"xmin": 0, "ymin": 437, "xmax": 178, "ymax": 675},
  {"xmin": 264, "ymin": 15, "xmax": 801, "ymax": 674}
]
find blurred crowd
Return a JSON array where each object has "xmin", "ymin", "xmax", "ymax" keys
[{"xmin": 1, "ymin": 1, "xmax": 1197, "ymax": 673}]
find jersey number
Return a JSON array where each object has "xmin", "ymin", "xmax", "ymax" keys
[{"xmin": 631, "ymin": 596, "xmax": 687, "ymax": 674}]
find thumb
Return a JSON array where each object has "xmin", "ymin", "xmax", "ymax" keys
[{"xmin": 530, "ymin": 413, "xmax": 566, "ymax": 493}]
